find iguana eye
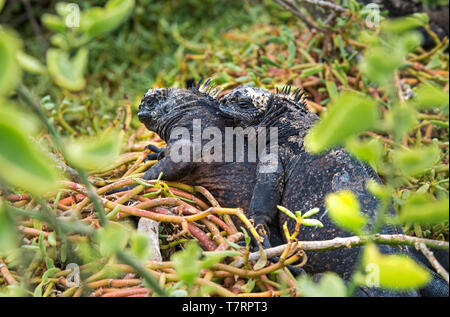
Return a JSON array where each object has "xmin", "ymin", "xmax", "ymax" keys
[{"xmin": 238, "ymin": 98, "xmax": 253, "ymax": 109}]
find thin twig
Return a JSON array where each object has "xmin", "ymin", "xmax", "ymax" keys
[
  {"xmin": 20, "ymin": 0, "xmax": 47, "ymax": 53},
  {"xmin": 0, "ymin": 260, "xmax": 18, "ymax": 285},
  {"xmin": 273, "ymin": 0, "xmax": 325, "ymax": 32},
  {"xmin": 302, "ymin": 0, "xmax": 346, "ymax": 12},
  {"xmin": 237, "ymin": 234, "xmax": 449, "ymax": 267},
  {"xmin": 418, "ymin": 243, "xmax": 449, "ymax": 284}
]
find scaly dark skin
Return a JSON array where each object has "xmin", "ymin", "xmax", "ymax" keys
[
  {"xmin": 112, "ymin": 84, "xmax": 286, "ymax": 249},
  {"xmin": 219, "ymin": 85, "xmax": 448, "ymax": 297}
]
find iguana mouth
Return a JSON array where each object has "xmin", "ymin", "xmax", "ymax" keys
[
  {"xmin": 137, "ymin": 109, "xmax": 157, "ymax": 121},
  {"xmin": 218, "ymin": 104, "xmax": 235, "ymax": 119}
]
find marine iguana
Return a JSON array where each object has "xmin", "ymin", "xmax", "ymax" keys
[
  {"xmin": 218, "ymin": 85, "xmax": 448, "ymax": 296},
  {"xmin": 112, "ymin": 82, "xmax": 285, "ymax": 248}
]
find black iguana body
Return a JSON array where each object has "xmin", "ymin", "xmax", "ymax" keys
[{"xmin": 219, "ymin": 85, "xmax": 448, "ymax": 296}]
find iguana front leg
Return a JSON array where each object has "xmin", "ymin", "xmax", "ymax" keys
[
  {"xmin": 247, "ymin": 158, "xmax": 284, "ymax": 250},
  {"xmin": 248, "ymin": 162, "xmax": 306, "ymax": 276},
  {"xmin": 144, "ymin": 144, "xmax": 166, "ymax": 161},
  {"xmin": 140, "ymin": 155, "xmax": 193, "ymax": 181},
  {"xmin": 108, "ymin": 143, "xmax": 194, "ymax": 193}
]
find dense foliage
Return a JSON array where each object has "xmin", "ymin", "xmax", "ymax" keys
[{"xmin": 0, "ymin": 0, "xmax": 448, "ymax": 297}]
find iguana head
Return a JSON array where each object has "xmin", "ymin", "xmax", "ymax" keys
[
  {"xmin": 219, "ymin": 86, "xmax": 272, "ymax": 126},
  {"xmin": 219, "ymin": 85, "xmax": 308, "ymax": 127},
  {"xmin": 138, "ymin": 85, "xmax": 223, "ymax": 139},
  {"xmin": 138, "ymin": 88, "xmax": 170, "ymax": 129}
]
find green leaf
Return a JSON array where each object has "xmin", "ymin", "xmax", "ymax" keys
[
  {"xmin": 413, "ymin": 84, "xmax": 449, "ymax": 109},
  {"xmin": 384, "ymin": 103, "xmax": 418, "ymax": 141},
  {"xmin": 429, "ymin": 120, "xmax": 449, "ymax": 128},
  {"xmin": 366, "ymin": 181, "xmax": 393, "ymax": 201},
  {"xmin": 46, "ymin": 47, "xmax": 88, "ymax": 91},
  {"xmin": 241, "ymin": 279, "xmax": 256, "ymax": 293},
  {"xmin": 0, "ymin": 29, "xmax": 21, "ymax": 96},
  {"xmin": 48, "ymin": 232, "xmax": 57, "ymax": 247},
  {"xmin": 287, "ymin": 41, "xmax": 296, "ymax": 65},
  {"xmin": 261, "ymin": 56, "xmax": 282, "ymax": 68},
  {"xmin": 360, "ymin": 47, "xmax": 403, "ymax": 85},
  {"xmin": 301, "ymin": 218, "xmax": 324, "ymax": 227},
  {"xmin": 96, "ymin": 222, "xmax": 130, "ymax": 256},
  {"xmin": 337, "ymin": 34, "xmax": 347, "ymax": 58},
  {"xmin": 171, "ymin": 242, "xmax": 202, "ymax": 288},
  {"xmin": 382, "ymin": 14, "xmax": 429, "ymax": 34},
  {"xmin": 50, "ymin": 34, "xmax": 69, "ymax": 50},
  {"xmin": 297, "ymin": 272, "xmax": 347, "ymax": 297},
  {"xmin": 41, "ymin": 14, "xmax": 66, "ymax": 33},
  {"xmin": 240, "ymin": 227, "xmax": 251, "ymax": 247},
  {"xmin": 0, "ymin": 0, "xmax": 5, "ymax": 12},
  {"xmin": 345, "ymin": 137, "xmax": 383, "ymax": 169},
  {"xmin": 38, "ymin": 232, "xmax": 46, "ymax": 257},
  {"xmin": 105, "ymin": 205, "xmax": 121, "ymax": 220},
  {"xmin": 0, "ymin": 104, "xmax": 62, "ymax": 195},
  {"xmin": 325, "ymin": 190, "xmax": 367, "ymax": 234},
  {"xmin": 300, "ymin": 65, "xmax": 323, "ymax": 78},
  {"xmin": 60, "ymin": 237, "xmax": 67, "ymax": 263},
  {"xmin": 80, "ymin": 0, "xmax": 135, "ymax": 38},
  {"xmin": 305, "ymin": 92, "xmax": 379, "ymax": 153},
  {"xmin": 53, "ymin": 192, "xmax": 61, "ymax": 215},
  {"xmin": 16, "ymin": 51, "xmax": 47, "ymax": 74},
  {"xmin": 393, "ymin": 145, "xmax": 440, "ymax": 177},
  {"xmin": 325, "ymin": 81, "xmax": 338, "ymax": 100},
  {"xmin": 302, "ymin": 208, "xmax": 320, "ymax": 218},
  {"xmin": 400, "ymin": 194, "xmax": 449, "ymax": 225},
  {"xmin": 401, "ymin": 32, "xmax": 423, "ymax": 52},
  {"xmin": 130, "ymin": 232, "xmax": 149, "ymax": 259},
  {"xmin": 0, "ymin": 201, "xmax": 18, "ymax": 255},
  {"xmin": 362, "ymin": 244, "xmax": 431, "ymax": 291},
  {"xmin": 65, "ymin": 131, "xmax": 122, "ymax": 170},
  {"xmin": 33, "ymin": 282, "xmax": 44, "ymax": 297},
  {"xmin": 277, "ymin": 205, "xmax": 297, "ymax": 220},
  {"xmin": 169, "ymin": 289, "xmax": 188, "ymax": 297},
  {"xmin": 266, "ymin": 36, "xmax": 285, "ymax": 45},
  {"xmin": 253, "ymin": 247, "xmax": 267, "ymax": 271},
  {"xmin": 202, "ymin": 250, "xmax": 241, "ymax": 268},
  {"xmin": 0, "ymin": 285, "xmax": 29, "ymax": 297},
  {"xmin": 42, "ymin": 268, "xmax": 60, "ymax": 283},
  {"xmin": 45, "ymin": 256, "xmax": 55, "ymax": 270}
]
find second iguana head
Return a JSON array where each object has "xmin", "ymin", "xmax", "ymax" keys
[{"xmin": 219, "ymin": 85, "xmax": 309, "ymax": 127}]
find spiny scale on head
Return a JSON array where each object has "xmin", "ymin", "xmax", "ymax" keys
[
  {"xmin": 275, "ymin": 85, "xmax": 307, "ymax": 108},
  {"xmin": 194, "ymin": 78, "xmax": 223, "ymax": 99}
]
